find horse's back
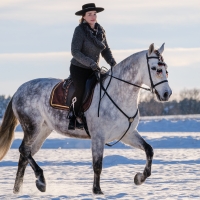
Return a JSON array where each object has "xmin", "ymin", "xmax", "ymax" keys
[
  {"xmin": 15, "ymin": 78, "xmax": 61, "ymax": 94},
  {"xmin": 12, "ymin": 78, "xmax": 62, "ymax": 115},
  {"xmin": 11, "ymin": 77, "xmax": 88, "ymax": 138}
]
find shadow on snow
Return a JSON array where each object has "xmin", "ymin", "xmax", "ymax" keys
[
  {"xmin": 10, "ymin": 136, "xmax": 200, "ymax": 149},
  {"xmin": 1, "ymin": 155, "xmax": 200, "ymax": 167}
]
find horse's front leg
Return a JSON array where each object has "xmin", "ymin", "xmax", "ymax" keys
[
  {"xmin": 121, "ymin": 130, "xmax": 154, "ymax": 185},
  {"xmin": 91, "ymin": 135, "xmax": 104, "ymax": 195}
]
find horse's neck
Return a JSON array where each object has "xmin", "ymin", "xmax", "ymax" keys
[{"xmin": 104, "ymin": 51, "xmax": 146, "ymax": 115}]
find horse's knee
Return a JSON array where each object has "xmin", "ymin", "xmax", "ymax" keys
[
  {"xmin": 19, "ymin": 144, "xmax": 24, "ymax": 155},
  {"xmin": 93, "ymin": 158, "xmax": 102, "ymax": 175}
]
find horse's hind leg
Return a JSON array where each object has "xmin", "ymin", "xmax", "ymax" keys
[
  {"xmin": 13, "ymin": 154, "xmax": 28, "ymax": 194},
  {"xmin": 13, "ymin": 114, "xmax": 51, "ymax": 193},
  {"xmin": 121, "ymin": 130, "xmax": 154, "ymax": 185}
]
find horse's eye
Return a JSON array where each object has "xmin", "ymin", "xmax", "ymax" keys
[{"xmin": 151, "ymin": 67, "xmax": 156, "ymax": 70}]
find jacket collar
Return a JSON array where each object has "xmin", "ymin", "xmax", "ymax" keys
[{"xmin": 80, "ymin": 22, "xmax": 106, "ymax": 50}]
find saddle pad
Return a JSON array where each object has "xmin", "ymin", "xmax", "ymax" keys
[{"xmin": 50, "ymin": 80, "xmax": 70, "ymax": 110}]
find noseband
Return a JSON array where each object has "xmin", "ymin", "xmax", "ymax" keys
[{"xmin": 95, "ymin": 51, "xmax": 169, "ymax": 146}]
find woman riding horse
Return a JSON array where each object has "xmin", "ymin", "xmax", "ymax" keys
[
  {"xmin": 0, "ymin": 43, "xmax": 172, "ymax": 195},
  {"xmin": 69, "ymin": 3, "xmax": 116, "ymax": 130}
]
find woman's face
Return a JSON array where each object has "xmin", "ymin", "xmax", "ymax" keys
[{"xmin": 83, "ymin": 11, "xmax": 97, "ymax": 27}]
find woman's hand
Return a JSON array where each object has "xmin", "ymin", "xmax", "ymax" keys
[
  {"xmin": 109, "ymin": 58, "xmax": 117, "ymax": 67},
  {"xmin": 90, "ymin": 62, "xmax": 101, "ymax": 72}
]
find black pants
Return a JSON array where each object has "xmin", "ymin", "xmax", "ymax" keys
[{"xmin": 70, "ymin": 64, "xmax": 94, "ymax": 115}]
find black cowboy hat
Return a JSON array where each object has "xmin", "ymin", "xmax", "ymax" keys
[{"xmin": 75, "ymin": 3, "xmax": 104, "ymax": 16}]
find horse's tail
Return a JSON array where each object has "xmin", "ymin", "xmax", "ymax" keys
[{"xmin": 0, "ymin": 98, "xmax": 18, "ymax": 161}]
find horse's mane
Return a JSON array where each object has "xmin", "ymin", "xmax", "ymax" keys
[
  {"xmin": 120, "ymin": 50, "xmax": 146, "ymax": 66},
  {"xmin": 106, "ymin": 50, "xmax": 147, "ymax": 74}
]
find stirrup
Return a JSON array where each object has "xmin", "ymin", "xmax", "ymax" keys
[
  {"xmin": 68, "ymin": 97, "xmax": 77, "ymax": 130},
  {"xmin": 67, "ymin": 97, "xmax": 84, "ymax": 130}
]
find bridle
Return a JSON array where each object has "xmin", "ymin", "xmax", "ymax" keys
[
  {"xmin": 84, "ymin": 51, "xmax": 169, "ymax": 146},
  {"xmin": 146, "ymin": 50, "xmax": 168, "ymax": 93}
]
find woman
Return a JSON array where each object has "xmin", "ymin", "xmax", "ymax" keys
[{"xmin": 69, "ymin": 3, "xmax": 117, "ymax": 130}]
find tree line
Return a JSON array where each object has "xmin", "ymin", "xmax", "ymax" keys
[
  {"xmin": 139, "ymin": 88, "xmax": 200, "ymax": 116},
  {"xmin": 0, "ymin": 95, "xmax": 11, "ymax": 118},
  {"xmin": 0, "ymin": 88, "xmax": 200, "ymax": 117}
]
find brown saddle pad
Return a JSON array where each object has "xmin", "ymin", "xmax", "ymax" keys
[{"xmin": 50, "ymin": 77, "xmax": 96, "ymax": 112}]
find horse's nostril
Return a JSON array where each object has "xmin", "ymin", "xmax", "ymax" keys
[{"xmin": 163, "ymin": 91, "xmax": 169, "ymax": 99}]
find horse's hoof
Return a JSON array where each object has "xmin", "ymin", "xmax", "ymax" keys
[
  {"xmin": 36, "ymin": 176, "xmax": 46, "ymax": 192},
  {"xmin": 13, "ymin": 187, "xmax": 20, "ymax": 194},
  {"xmin": 93, "ymin": 187, "xmax": 104, "ymax": 195},
  {"xmin": 134, "ymin": 172, "xmax": 145, "ymax": 185}
]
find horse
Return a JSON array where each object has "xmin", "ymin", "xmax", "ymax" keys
[{"xmin": 0, "ymin": 43, "xmax": 172, "ymax": 195}]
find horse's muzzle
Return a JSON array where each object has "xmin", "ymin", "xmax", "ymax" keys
[{"xmin": 155, "ymin": 90, "xmax": 172, "ymax": 101}]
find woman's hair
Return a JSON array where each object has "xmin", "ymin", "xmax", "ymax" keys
[{"xmin": 79, "ymin": 14, "xmax": 85, "ymax": 24}]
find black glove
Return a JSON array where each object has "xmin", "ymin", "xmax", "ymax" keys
[
  {"xmin": 109, "ymin": 58, "xmax": 117, "ymax": 67},
  {"xmin": 90, "ymin": 62, "xmax": 100, "ymax": 72}
]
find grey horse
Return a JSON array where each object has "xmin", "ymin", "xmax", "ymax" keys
[{"xmin": 0, "ymin": 43, "xmax": 172, "ymax": 195}]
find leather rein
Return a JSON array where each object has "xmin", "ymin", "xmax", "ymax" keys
[{"xmin": 97, "ymin": 52, "xmax": 168, "ymax": 147}]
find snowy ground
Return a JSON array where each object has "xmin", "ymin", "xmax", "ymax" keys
[
  {"xmin": 0, "ymin": 115, "xmax": 200, "ymax": 199},
  {"xmin": 1, "ymin": 149, "xmax": 200, "ymax": 199}
]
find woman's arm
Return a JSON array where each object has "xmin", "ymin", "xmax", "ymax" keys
[
  {"xmin": 71, "ymin": 27, "xmax": 99, "ymax": 69},
  {"xmin": 101, "ymin": 36, "xmax": 116, "ymax": 67}
]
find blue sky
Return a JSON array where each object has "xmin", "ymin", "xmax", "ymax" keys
[{"xmin": 0, "ymin": 0, "xmax": 200, "ymax": 96}]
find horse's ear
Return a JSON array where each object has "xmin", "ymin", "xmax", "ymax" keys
[
  {"xmin": 158, "ymin": 43, "xmax": 165, "ymax": 54},
  {"xmin": 148, "ymin": 43, "xmax": 154, "ymax": 56}
]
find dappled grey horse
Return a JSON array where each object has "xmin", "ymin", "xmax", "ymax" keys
[{"xmin": 0, "ymin": 43, "xmax": 172, "ymax": 195}]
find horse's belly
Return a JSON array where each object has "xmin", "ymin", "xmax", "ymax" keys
[{"xmin": 54, "ymin": 128, "xmax": 90, "ymax": 139}]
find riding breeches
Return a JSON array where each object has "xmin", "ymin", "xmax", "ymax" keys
[{"xmin": 70, "ymin": 64, "xmax": 94, "ymax": 115}]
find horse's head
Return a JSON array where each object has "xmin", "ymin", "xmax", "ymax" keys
[{"xmin": 143, "ymin": 43, "xmax": 172, "ymax": 101}]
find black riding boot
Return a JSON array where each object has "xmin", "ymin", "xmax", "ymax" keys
[
  {"xmin": 76, "ymin": 116, "xmax": 84, "ymax": 130},
  {"xmin": 68, "ymin": 112, "xmax": 84, "ymax": 130},
  {"xmin": 68, "ymin": 114, "xmax": 76, "ymax": 130}
]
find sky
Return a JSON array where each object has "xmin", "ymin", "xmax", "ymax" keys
[{"xmin": 0, "ymin": 0, "xmax": 200, "ymax": 96}]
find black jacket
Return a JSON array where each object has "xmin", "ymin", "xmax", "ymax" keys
[{"xmin": 70, "ymin": 22, "xmax": 116, "ymax": 69}]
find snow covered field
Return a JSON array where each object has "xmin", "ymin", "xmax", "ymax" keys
[{"xmin": 0, "ymin": 115, "xmax": 200, "ymax": 199}]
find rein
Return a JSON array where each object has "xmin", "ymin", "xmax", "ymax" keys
[{"xmin": 96, "ymin": 52, "xmax": 168, "ymax": 147}]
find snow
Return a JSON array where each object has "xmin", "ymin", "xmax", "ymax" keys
[
  {"xmin": 138, "ymin": 114, "xmax": 200, "ymax": 132},
  {"xmin": 12, "ymin": 114, "xmax": 200, "ymax": 149},
  {"xmin": 1, "ymin": 115, "xmax": 200, "ymax": 199},
  {"xmin": 1, "ymin": 149, "xmax": 200, "ymax": 199}
]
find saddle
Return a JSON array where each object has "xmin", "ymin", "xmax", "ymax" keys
[{"xmin": 50, "ymin": 74, "xmax": 97, "ymax": 112}]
